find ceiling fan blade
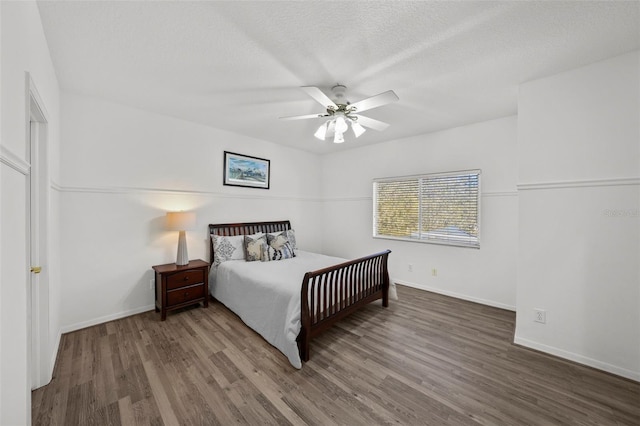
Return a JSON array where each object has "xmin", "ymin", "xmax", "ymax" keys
[
  {"xmin": 351, "ymin": 114, "xmax": 390, "ymax": 131},
  {"xmin": 301, "ymin": 86, "xmax": 338, "ymax": 110},
  {"xmin": 349, "ymin": 90, "xmax": 399, "ymax": 113},
  {"xmin": 279, "ymin": 113, "xmax": 329, "ymax": 120}
]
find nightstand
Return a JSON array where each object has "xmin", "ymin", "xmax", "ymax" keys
[{"xmin": 152, "ymin": 259, "xmax": 210, "ymax": 320}]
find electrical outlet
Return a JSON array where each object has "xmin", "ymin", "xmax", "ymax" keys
[
  {"xmin": 149, "ymin": 278, "xmax": 154, "ymax": 290},
  {"xmin": 432, "ymin": 268, "xmax": 437, "ymax": 277},
  {"xmin": 408, "ymin": 264, "xmax": 413, "ymax": 272},
  {"xmin": 534, "ymin": 309, "xmax": 546, "ymax": 324}
]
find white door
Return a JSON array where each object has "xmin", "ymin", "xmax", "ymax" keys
[{"xmin": 28, "ymin": 81, "xmax": 51, "ymax": 390}]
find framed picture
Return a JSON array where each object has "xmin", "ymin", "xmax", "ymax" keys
[{"xmin": 223, "ymin": 151, "xmax": 270, "ymax": 189}]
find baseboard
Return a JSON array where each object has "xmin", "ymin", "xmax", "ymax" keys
[
  {"xmin": 60, "ymin": 304, "xmax": 155, "ymax": 334},
  {"xmin": 514, "ymin": 336, "xmax": 639, "ymax": 382},
  {"xmin": 393, "ymin": 279, "xmax": 516, "ymax": 311}
]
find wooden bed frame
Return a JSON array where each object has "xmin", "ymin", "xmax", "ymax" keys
[{"xmin": 209, "ymin": 220, "xmax": 391, "ymax": 362}]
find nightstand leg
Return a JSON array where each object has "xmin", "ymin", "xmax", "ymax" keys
[{"xmin": 161, "ymin": 310, "xmax": 167, "ymax": 321}]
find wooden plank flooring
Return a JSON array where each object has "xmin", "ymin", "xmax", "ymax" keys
[{"xmin": 32, "ymin": 285, "xmax": 640, "ymax": 425}]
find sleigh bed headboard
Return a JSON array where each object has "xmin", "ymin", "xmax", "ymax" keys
[{"xmin": 208, "ymin": 220, "xmax": 291, "ymax": 264}]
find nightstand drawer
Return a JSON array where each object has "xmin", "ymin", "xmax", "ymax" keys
[
  {"xmin": 167, "ymin": 283, "xmax": 205, "ymax": 306},
  {"xmin": 166, "ymin": 269, "xmax": 205, "ymax": 290}
]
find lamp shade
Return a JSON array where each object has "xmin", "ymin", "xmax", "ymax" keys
[
  {"xmin": 334, "ymin": 115, "xmax": 348, "ymax": 133},
  {"xmin": 314, "ymin": 122, "xmax": 328, "ymax": 140},
  {"xmin": 351, "ymin": 121, "xmax": 366, "ymax": 138},
  {"xmin": 166, "ymin": 211, "xmax": 196, "ymax": 231}
]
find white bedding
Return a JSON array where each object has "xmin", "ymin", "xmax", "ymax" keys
[{"xmin": 209, "ymin": 250, "xmax": 347, "ymax": 369}]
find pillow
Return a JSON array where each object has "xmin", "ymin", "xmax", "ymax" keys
[
  {"xmin": 266, "ymin": 232, "xmax": 289, "ymax": 250},
  {"xmin": 266, "ymin": 241, "xmax": 296, "ymax": 261},
  {"xmin": 244, "ymin": 233, "xmax": 267, "ymax": 262},
  {"xmin": 286, "ymin": 229, "xmax": 297, "ymax": 250},
  {"xmin": 267, "ymin": 229, "xmax": 297, "ymax": 250},
  {"xmin": 212, "ymin": 234, "xmax": 245, "ymax": 267}
]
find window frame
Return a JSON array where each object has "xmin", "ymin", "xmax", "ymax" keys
[{"xmin": 373, "ymin": 169, "xmax": 481, "ymax": 249}]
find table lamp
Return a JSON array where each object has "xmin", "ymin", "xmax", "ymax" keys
[{"xmin": 166, "ymin": 211, "xmax": 196, "ymax": 266}]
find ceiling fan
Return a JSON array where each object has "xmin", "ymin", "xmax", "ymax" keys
[{"xmin": 280, "ymin": 85, "xmax": 399, "ymax": 143}]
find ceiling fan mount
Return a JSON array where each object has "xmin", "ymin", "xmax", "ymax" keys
[
  {"xmin": 280, "ymin": 84, "xmax": 398, "ymax": 143},
  {"xmin": 329, "ymin": 84, "xmax": 348, "ymax": 105}
]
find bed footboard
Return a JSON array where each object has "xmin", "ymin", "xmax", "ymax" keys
[{"xmin": 298, "ymin": 249, "xmax": 391, "ymax": 362}]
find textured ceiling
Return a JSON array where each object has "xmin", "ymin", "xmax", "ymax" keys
[{"xmin": 37, "ymin": 1, "xmax": 640, "ymax": 154}]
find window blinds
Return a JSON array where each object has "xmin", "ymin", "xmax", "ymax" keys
[{"xmin": 373, "ymin": 170, "xmax": 481, "ymax": 248}]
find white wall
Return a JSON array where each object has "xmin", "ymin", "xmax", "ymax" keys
[
  {"xmin": 320, "ymin": 116, "xmax": 518, "ymax": 310},
  {"xmin": 59, "ymin": 93, "xmax": 324, "ymax": 331},
  {"xmin": 1, "ymin": 3, "xmax": 4, "ymax": 419},
  {"xmin": 0, "ymin": 1, "xmax": 61, "ymax": 424},
  {"xmin": 515, "ymin": 51, "xmax": 640, "ymax": 380}
]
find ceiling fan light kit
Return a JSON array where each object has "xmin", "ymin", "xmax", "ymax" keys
[{"xmin": 281, "ymin": 84, "xmax": 399, "ymax": 144}]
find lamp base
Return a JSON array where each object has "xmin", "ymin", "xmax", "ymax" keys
[{"xmin": 176, "ymin": 230, "xmax": 189, "ymax": 266}]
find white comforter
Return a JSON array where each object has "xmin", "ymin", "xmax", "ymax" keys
[{"xmin": 209, "ymin": 250, "xmax": 347, "ymax": 369}]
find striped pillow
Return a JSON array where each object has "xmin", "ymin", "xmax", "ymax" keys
[{"xmin": 266, "ymin": 241, "xmax": 296, "ymax": 261}]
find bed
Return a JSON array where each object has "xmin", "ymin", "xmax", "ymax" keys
[{"xmin": 208, "ymin": 220, "xmax": 391, "ymax": 368}]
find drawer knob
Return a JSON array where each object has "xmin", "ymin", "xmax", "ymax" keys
[
  {"xmin": 183, "ymin": 276, "xmax": 189, "ymax": 281},
  {"xmin": 185, "ymin": 292, "xmax": 189, "ymax": 297}
]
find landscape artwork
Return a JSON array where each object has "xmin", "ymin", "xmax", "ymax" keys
[{"xmin": 223, "ymin": 151, "xmax": 270, "ymax": 189}]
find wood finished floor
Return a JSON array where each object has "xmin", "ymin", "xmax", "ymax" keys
[{"xmin": 32, "ymin": 285, "xmax": 639, "ymax": 425}]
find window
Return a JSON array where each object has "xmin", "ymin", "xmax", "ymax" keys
[{"xmin": 373, "ymin": 170, "xmax": 480, "ymax": 248}]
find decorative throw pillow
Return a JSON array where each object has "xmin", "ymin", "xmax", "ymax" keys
[
  {"xmin": 285, "ymin": 229, "xmax": 297, "ymax": 250},
  {"xmin": 212, "ymin": 234, "xmax": 245, "ymax": 267},
  {"xmin": 244, "ymin": 233, "xmax": 267, "ymax": 262},
  {"xmin": 266, "ymin": 232, "xmax": 289, "ymax": 250},
  {"xmin": 267, "ymin": 229, "xmax": 297, "ymax": 250},
  {"xmin": 266, "ymin": 241, "xmax": 296, "ymax": 261}
]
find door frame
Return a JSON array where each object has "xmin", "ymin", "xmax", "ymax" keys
[{"xmin": 26, "ymin": 73, "xmax": 51, "ymax": 389}]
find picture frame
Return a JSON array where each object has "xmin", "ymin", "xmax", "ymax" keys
[{"xmin": 223, "ymin": 151, "xmax": 270, "ymax": 189}]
